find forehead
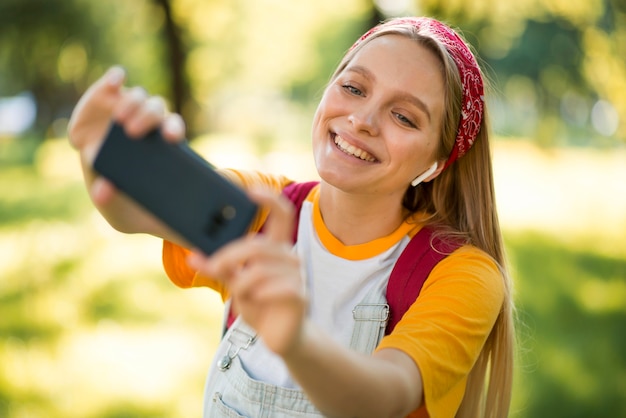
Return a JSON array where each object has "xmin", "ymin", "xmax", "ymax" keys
[
  {"xmin": 342, "ymin": 34, "xmax": 445, "ymax": 121},
  {"xmin": 347, "ymin": 34, "xmax": 444, "ymax": 86}
]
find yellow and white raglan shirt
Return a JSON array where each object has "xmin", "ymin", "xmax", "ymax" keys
[{"xmin": 162, "ymin": 170, "xmax": 504, "ymax": 418}]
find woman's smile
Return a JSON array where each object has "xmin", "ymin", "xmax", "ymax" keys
[{"xmin": 333, "ymin": 133, "xmax": 377, "ymax": 162}]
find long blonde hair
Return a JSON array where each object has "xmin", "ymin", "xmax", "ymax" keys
[{"xmin": 332, "ymin": 20, "xmax": 515, "ymax": 417}]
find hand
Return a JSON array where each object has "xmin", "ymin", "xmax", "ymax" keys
[
  {"xmin": 69, "ymin": 66, "xmax": 185, "ymax": 147},
  {"xmin": 67, "ymin": 66, "xmax": 187, "ymax": 236},
  {"xmin": 187, "ymin": 188, "xmax": 308, "ymax": 356}
]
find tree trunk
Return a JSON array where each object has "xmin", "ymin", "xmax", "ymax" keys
[{"xmin": 151, "ymin": 0, "xmax": 198, "ymax": 138}]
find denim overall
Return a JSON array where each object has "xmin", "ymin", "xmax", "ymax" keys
[{"xmin": 203, "ymin": 277, "xmax": 390, "ymax": 417}]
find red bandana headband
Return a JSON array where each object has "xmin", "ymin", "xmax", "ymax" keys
[{"xmin": 352, "ymin": 17, "xmax": 484, "ymax": 170}]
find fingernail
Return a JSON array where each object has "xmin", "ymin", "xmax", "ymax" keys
[
  {"xmin": 163, "ymin": 116, "xmax": 184, "ymax": 137},
  {"xmin": 106, "ymin": 66, "xmax": 125, "ymax": 86}
]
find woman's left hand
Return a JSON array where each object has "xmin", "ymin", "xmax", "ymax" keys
[{"xmin": 187, "ymin": 188, "xmax": 307, "ymax": 356}]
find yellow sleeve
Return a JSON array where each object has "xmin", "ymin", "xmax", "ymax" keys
[
  {"xmin": 161, "ymin": 169, "xmax": 294, "ymax": 300},
  {"xmin": 376, "ymin": 246, "xmax": 504, "ymax": 418}
]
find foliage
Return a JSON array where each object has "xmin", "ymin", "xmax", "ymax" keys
[
  {"xmin": 0, "ymin": 0, "xmax": 174, "ymax": 138},
  {"xmin": 1, "ymin": 0, "xmax": 622, "ymax": 147},
  {"xmin": 0, "ymin": 0, "xmax": 371, "ymax": 142},
  {"xmin": 416, "ymin": 0, "xmax": 626, "ymax": 145}
]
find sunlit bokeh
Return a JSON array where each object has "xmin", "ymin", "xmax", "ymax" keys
[{"xmin": 0, "ymin": 94, "xmax": 37, "ymax": 135}]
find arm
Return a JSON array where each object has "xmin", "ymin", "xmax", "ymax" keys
[
  {"xmin": 187, "ymin": 189, "xmax": 423, "ymax": 417},
  {"xmin": 283, "ymin": 324, "xmax": 423, "ymax": 417},
  {"xmin": 68, "ymin": 67, "xmax": 188, "ymax": 245}
]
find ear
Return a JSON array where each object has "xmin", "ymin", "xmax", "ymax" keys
[{"xmin": 410, "ymin": 160, "xmax": 446, "ymax": 187}]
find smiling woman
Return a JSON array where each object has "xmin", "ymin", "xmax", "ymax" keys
[
  {"xmin": 67, "ymin": 16, "xmax": 514, "ymax": 418},
  {"xmin": 312, "ymin": 35, "xmax": 446, "ymax": 213}
]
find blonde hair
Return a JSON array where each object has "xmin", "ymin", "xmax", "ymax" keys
[{"xmin": 332, "ymin": 21, "xmax": 515, "ymax": 417}]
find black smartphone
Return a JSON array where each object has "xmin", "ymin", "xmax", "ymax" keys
[{"xmin": 93, "ymin": 122, "xmax": 258, "ymax": 254}]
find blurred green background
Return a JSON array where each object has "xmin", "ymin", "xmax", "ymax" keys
[{"xmin": 0, "ymin": 0, "xmax": 625, "ymax": 417}]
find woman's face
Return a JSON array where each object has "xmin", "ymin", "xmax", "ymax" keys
[{"xmin": 312, "ymin": 34, "xmax": 445, "ymax": 198}]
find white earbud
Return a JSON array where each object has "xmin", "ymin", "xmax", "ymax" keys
[{"xmin": 411, "ymin": 162, "xmax": 438, "ymax": 187}]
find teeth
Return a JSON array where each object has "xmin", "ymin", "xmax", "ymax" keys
[{"xmin": 334, "ymin": 135, "xmax": 376, "ymax": 162}]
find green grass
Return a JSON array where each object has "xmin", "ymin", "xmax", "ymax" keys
[{"xmin": 507, "ymin": 232, "xmax": 626, "ymax": 417}]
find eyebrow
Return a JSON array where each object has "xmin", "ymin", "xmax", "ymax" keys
[{"xmin": 344, "ymin": 65, "xmax": 432, "ymax": 122}]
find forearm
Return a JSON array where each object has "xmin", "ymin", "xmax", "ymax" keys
[{"xmin": 282, "ymin": 321, "xmax": 423, "ymax": 418}]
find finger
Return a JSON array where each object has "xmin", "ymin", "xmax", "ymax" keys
[
  {"xmin": 102, "ymin": 66, "xmax": 126, "ymax": 90},
  {"xmin": 187, "ymin": 251, "xmax": 218, "ymax": 276},
  {"xmin": 186, "ymin": 244, "xmax": 247, "ymax": 281},
  {"xmin": 189, "ymin": 237, "xmax": 259, "ymax": 279},
  {"xmin": 161, "ymin": 113, "xmax": 186, "ymax": 143},
  {"xmin": 124, "ymin": 95, "xmax": 168, "ymax": 137},
  {"xmin": 90, "ymin": 176, "xmax": 118, "ymax": 206},
  {"xmin": 231, "ymin": 255, "xmax": 302, "ymax": 301},
  {"xmin": 81, "ymin": 66, "xmax": 126, "ymax": 100},
  {"xmin": 188, "ymin": 235, "xmax": 290, "ymax": 281},
  {"xmin": 248, "ymin": 187, "xmax": 295, "ymax": 244},
  {"xmin": 187, "ymin": 242, "xmax": 262, "ymax": 282},
  {"xmin": 113, "ymin": 86, "xmax": 149, "ymax": 130}
]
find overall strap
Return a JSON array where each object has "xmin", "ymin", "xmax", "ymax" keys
[
  {"xmin": 385, "ymin": 227, "xmax": 463, "ymax": 334},
  {"xmin": 349, "ymin": 277, "xmax": 389, "ymax": 355}
]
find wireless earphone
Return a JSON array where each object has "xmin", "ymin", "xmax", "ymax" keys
[{"xmin": 411, "ymin": 162, "xmax": 438, "ymax": 187}]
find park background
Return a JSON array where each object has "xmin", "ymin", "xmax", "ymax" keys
[{"xmin": 0, "ymin": 0, "xmax": 625, "ymax": 417}]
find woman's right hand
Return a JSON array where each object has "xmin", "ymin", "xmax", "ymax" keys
[
  {"xmin": 68, "ymin": 66, "xmax": 187, "ymax": 239},
  {"xmin": 187, "ymin": 188, "xmax": 308, "ymax": 357}
]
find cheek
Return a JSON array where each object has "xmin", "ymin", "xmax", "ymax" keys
[
  {"xmin": 311, "ymin": 94, "xmax": 329, "ymax": 131},
  {"xmin": 391, "ymin": 133, "xmax": 439, "ymax": 171},
  {"xmin": 311, "ymin": 107, "xmax": 325, "ymax": 149},
  {"xmin": 311, "ymin": 104, "xmax": 330, "ymax": 161},
  {"xmin": 311, "ymin": 91, "xmax": 339, "ymax": 139}
]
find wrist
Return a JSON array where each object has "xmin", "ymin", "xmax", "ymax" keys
[{"xmin": 280, "ymin": 319, "xmax": 314, "ymax": 363}]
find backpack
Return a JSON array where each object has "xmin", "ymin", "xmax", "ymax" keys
[{"xmin": 226, "ymin": 181, "xmax": 462, "ymax": 334}]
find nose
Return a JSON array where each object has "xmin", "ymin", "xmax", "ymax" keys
[{"xmin": 348, "ymin": 103, "xmax": 380, "ymax": 136}]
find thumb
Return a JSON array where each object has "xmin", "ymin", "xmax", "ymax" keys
[
  {"xmin": 68, "ymin": 66, "xmax": 126, "ymax": 150},
  {"xmin": 249, "ymin": 187, "xmax": 295, "ymax": 245},
  {"xmin": 93, "ymin": 66, "xmax": 126, "ymax": 95}
]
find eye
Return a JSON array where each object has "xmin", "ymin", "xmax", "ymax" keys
[
  {"xmin": 393, "ymin": 112, "xmax": 417, "ymax": 128},
  {"xmin": 342, "ymin": 84, "xmax": 363, "ymax": 96}
]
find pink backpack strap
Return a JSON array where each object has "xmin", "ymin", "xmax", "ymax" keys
[
  {"xmin": 385, "ymin": 227, "xmax": 463, "ymax": 334},
  {"xmin": 281, "ymin": 181, "xmax": 319, "ymax": 243}
]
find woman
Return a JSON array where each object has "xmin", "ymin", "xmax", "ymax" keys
[{"xmin": 69, "ymin": 16, "xmax": 514, "ymax": 418}]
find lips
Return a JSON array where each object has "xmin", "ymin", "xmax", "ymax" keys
[{"xmin": 333, "ymin": 134, "xmax": 376, "ymax": 162}]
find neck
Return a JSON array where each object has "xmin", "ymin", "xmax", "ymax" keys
[{"xmin": 318, "ymin": 183, "xmax": 407, "ymax": 245}]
